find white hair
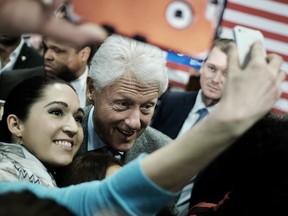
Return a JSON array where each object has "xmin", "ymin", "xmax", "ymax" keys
[{"xmin": 89, "ymin": 34, "xmax": 168, "ymax": 96}]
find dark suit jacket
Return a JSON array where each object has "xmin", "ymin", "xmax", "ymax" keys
[
  {"xmin": 0, "ymin": 66, "xmax": 45, "ymax": 100},
  {"xmin": 78, "ymin": 105, "xmax": 172, "ymax": 164},
  {"xmin": 13, "ymin": 43, "xmax": 43, "ymax": 70},
  {"xmin": 151, "ymin": 91, "xmax": 198, "ymax": 139}
]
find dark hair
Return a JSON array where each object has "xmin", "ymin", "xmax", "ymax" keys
[
  {"xmin": 57, "ymin": 150, "xmax": 123, "ymax": 187},
  {"xmin": 0, "ymin": 76, "xmax": 76, "ymax": 143},
  {"xmin": 203, "ymin": 38, "xmax": 234, "ymax": 62},
  {"xmin": 0, "ymin": 190, "xmax": 75, "ymax": 216}
]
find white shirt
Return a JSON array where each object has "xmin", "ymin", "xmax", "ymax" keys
[
  {"xmin": 177, "ymin": 90, "xmax": 217, "ymax": 137},
  {"xmin": 176, "ymin": 90, "xmax": 218, "ymax": 216},
  {"xmin": 70, "ymin": 66, "xmax": 88, "ymax": 107},
  {"xmin": 0, "ymin": 38, "xmax": 24, "ymax": 73},
  {"xmin": 87, "ymin": 107, "xmax": 124, "ymax": 159},
  {"xmin": 87, "ymin": 106, "xmax": 107, "ymax": 151}
]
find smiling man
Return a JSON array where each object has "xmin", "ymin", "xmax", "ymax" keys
[
  {"xmin": 75, "ymin": 35, "xmax": 177, "ymax": 215},
  {"xmin": 77, "ymin": 35, "xmax": 171, "ymax": 164}
]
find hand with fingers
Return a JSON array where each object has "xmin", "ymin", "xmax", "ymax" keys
[
  {"xmin": 0, "ymin": 0, "xmax": 107, "ymax": 45},
  {"xmin": 217, "ymin": 40, "xmax": 285, "ymax": 134}
]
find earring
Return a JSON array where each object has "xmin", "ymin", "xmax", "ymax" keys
[{"xmin": 17, "ymin": 136, "xmax": 23, "ymax": 145}]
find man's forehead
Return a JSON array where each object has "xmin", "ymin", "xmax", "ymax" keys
[{"xmin": 43, "ymin": 37, "xmax": 76, "ymax": 48}]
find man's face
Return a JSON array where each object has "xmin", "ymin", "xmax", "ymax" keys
[
  {"xmin": 88, "ymin": 77, "xmax": 159, "ymax": 152},
  {"xmin": 43, "ymin": 38, "xmax": 85, "ymax": 81},
  {"xmin": 199, "ymin": 46, "xmax": 228, "ymax": 104}
]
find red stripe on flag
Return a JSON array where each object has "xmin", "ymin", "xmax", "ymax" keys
[
  {"xmin": 221, "ymin": 20, "xmax": 288, "ymax": 44},
  {"xmin": 271, "ymin": 0, "xmax": 288, "ymax": 4},
  {"xmin": 281, "ymin": 93, "xmax": 288, "ymax": 100},
  {"xmin": 266, "ymin": 51, "xmax": 288, "ymax": 63},
  {"xmin": 166, "ymin": 61, "xmax": 192, "ymax": 73},
  {"xmin": 271, "ymin": 107, "xmax": 288, "ymax": 115},
  {"xmin": 227, "ymin": 2, "xmax": 288, "ymax": 24},
  {"xmin": 169, "ymin": 80, "xmax": 187, "ymax": 89}
]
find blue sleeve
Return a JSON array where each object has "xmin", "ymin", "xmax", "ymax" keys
[{"xmin": 0, "ymin": 155, "xmax": 178, "ymax": 216}]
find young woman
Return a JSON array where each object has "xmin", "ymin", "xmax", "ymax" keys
[
  {"xmin": 0, "ymin": 41, "xmax": 284, "ymax": 215},
  {"xmin": 0, "ymin": 76, "xmax": 83, "ymax": 187}
]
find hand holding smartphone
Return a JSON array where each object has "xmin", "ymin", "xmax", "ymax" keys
[
  {"xmin": 233, "ymin": 25, "xmax": 287, "ymax": 115},
  {"xmin": 233, "ymin": 25, "xmax": 266, "ymax": 68}
]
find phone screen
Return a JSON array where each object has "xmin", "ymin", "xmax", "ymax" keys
[{"xmin": 71, "ymin": 0, "xmax": 227, "ymax": 58}]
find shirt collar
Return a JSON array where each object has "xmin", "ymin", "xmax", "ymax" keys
[
  {"xmin": 70, "ymin": 66, "xmax": 88, "ymax": 107},
  {"xmin": 0, "ymin": 38, "xmax": 24, "ymax": 72},
  {"xmin": 87, "ymin": 106, "xmax": 106, "ymax": 151},
  {"xmin": 192, "ymin": 90, "xmax": 218, "ymax": 113},
  {"xmin": 87, "ymin": 107, "xmax": 124, "ymax": 157}
]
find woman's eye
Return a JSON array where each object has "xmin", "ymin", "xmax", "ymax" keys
[
  {"xmin": 74, "ymin": 116, "xmax": 83, "ymax": 123},
  {"xmin": 49, "ymin": 109, "xmax": 64, "ymax": 116}
]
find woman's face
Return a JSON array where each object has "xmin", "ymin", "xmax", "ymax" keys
[{"xmin": 20, "ymin": 83, "xmax": 84, "ymax": 167}]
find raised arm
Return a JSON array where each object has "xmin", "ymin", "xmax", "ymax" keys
[
  {"xmin": 0, "ymin": 0, "xmax": 107, "ymax": 45},
  {"xmin": 142, "ymin": 41, "xmax": 285, "ymax": 192}
]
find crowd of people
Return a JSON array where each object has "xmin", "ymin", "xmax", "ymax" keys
[{"xmin": 0, "ymin": 0, "xmax": 287, "ymax": 216}]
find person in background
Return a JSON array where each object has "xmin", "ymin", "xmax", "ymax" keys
[
  {"xmin": 151, "ymin": 38, "xmax": 233, "ymax": 215},
  {"xmin": 42, "ymin": 37, "xmax": 100, "ymax": 107},
  {"xmin": 0, "ymin": 34, "xmax": 43, "ymax": 73},
  {"xmin": 0, "ymin": 40, "xmax": 284, "ymax": 216},
  {"xmin": 151, "ymin": 38, "xmax": 233, "ymax": 139}
]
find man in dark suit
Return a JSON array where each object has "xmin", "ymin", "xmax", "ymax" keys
[
  {"xmin": 0, "ymin": 34, "xmax": 43, "ymax": 72},
  {"xmin": 0, "ymin": 34, "xmax": 44, "ymax": 100},
  {"xmin": 151, "ymin": 38, "xmax": 233, "ymax": 215}
]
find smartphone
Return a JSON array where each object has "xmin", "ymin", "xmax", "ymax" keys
[
  {"xmin": 70, "ymin": 0, "xmax": 227, "ymax": 58},
  {"xmin": 233, "ymin": 26, "xmax": 288, "ymax": 115},
  {"xmin": 233, "ymin": 25, "xmax": 266, "ymax": 68}
]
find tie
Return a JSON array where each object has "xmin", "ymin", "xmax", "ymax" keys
[
  {"xmin": 99, "ymin": 146, "xmax": 123, "ymax": 161},
  {"xmin": 176, "ymin": 108, "xmax": 209, "ymax": 212},
  {"xmin": 194, "ymin": 108, "xmax": 208, "ymax": 125}
]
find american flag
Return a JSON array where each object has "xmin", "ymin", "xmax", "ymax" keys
[{"xmin": 166, "ymin": 0, "xmax": 288, "ymax": 114}]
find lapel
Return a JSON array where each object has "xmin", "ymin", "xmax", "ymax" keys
[{"xmin": 78, "ymin": 105, "xmax": 92, "ymax": 154}]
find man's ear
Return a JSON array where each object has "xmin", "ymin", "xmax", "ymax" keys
[
  {"xmin": 86, "ymin": 76, "xmax": 95, "ymax": 103},
  {"xmin": 80, "ymin": 46, "xmax": 91, "ymax": 62},
  {"xmin": 7, "ymin": 114, "xmax": 23, "ymax": 138}
]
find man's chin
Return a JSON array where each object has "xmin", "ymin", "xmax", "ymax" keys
[{"xmin": 114, "ymin": 142, "xmax": 134, "ymax": 152}]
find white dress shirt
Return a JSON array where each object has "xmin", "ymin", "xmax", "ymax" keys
[
  {"xmin": 176, "ymin": 90, "xmax": 218, "ymax": 216},
  {"xmin": 70, "ymin": 66, "xmax": 88, "ymax": 107},
  {"xmin": 178, "ymin": 90, "xmax": 216, "ymax": 136}
]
